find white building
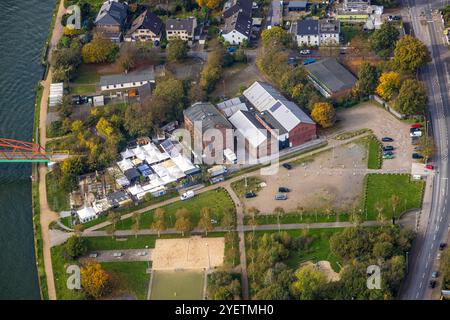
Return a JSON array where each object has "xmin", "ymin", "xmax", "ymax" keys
[
  {"xmin": 295, "ymin": 19, "xmax": 340, "ymax": 47},
  {"xmin": 222, "ymin": 10, "xmax": 252, "ymax": 45},
  {"xmin": 76, "ymin": 206, "xmax": 97, "ymax": 223},
  {"xmin": 99, "ymin": 68, "xmax": 155, "ymax": 91},
  {"xmin": 166, "ymin": 17, "xmax": 197, "ymax": 42},
  {"xmin": 49, "ymin": 82, "xmax": 64, "ymax": 107}
]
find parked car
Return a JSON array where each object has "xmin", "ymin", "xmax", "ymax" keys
[
  {"xmin": 414, "ymin": 146, "xmax": 423, "ymax": 151},
  {"xmin": 180, "ymin": 190, "xmax": 195, "ymax": 200},
  {"xmin": 437, "ymin": 253, "xmax": 441, "ymax": 260},
  {"xmin": 89, "ymin": 253, "xmax": 98, "ymax": 258},
  {"xmin": 432, "ymin": 271, "xmax": 439, "ymax": 278},
  {"xmin": 382, "ymin": 137, "xmax": 394, "ymax": 142},
  {"xmin": 425, "ymin": 164, "xmax": 434, "ymax": 170},
  {"xmin": 412, "ymin": 153, "xmax": 424, "ymax": 159},
  {"xmin": 411, "ymin": 123, "xmax": 422, "ymax": 129},
  {"xmin": 303, "ymin": 58, "xmax": 316, "ymax": 65},
  {"xmin": 383, "ymin": 151, "xmax": 394, "ymax": 156},
  {"xmin": 383, "ymin": 154, "xmax": 394, "ymax": 159},
  {"xmin": 274, "ymin": 194, "xmax": 288, "ymax": 200},
  {"xmin": 383, "ymin": 146, "xmax": 394, "ymax": 151},
  {"xmin": 245, "ymin": 192, "xmax": 257, "ymax": 198},
  {"xmin": 278, "ymin": 187, "xmax": 290, "ymax": 193},
  {"xmin": 429, "ymin": 280, "xmax": 437, "ymax": 288},
  {"xmin": 226, "ymin": 47, "xmax": 237, "ymax": 53},
  {"xmin": 439, "ymin": 243, "xmax": 447, "ymax": 250},
  {"xmin": 411, "ymin": 137, "xmax": 419, "ymax": 145},
  {"xmin": 410, "ymin": 130, "xmax": 422, "ymax": 137},
  {"xmin": 282, "ymin": 163, "xmax": 293, "ymax": 170},
  {"xmin": 300, "ymin": 49, "xmax": 311, "ymax": 55},
  {"xmin": 113, "ymin": 252, "xmax": 123, "ymax": 258},
  {"xmin": 137, "ymin": 251, "xmax": 147, "ymax": 256}
]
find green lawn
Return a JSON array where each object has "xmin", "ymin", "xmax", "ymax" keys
[
  {"xmin": 70, "ymin": 84, "xmax": 97, "ymax": 95},
  {"xmin": 365, "ymin": 174, "xmax": 425, "ymax": 220},
  {"xmin": 72, "ymin": 65, "xmax": 100, "ymax": 84},
  {"xmin": 51, "ymin": 246, "xmax": 85, "ymax": 300},
  {"xmin": 150, "ymin": 270, "xmax": 204, "ymax": 300},
  {"xmin": 101, "ymin": 262, "xmax": 150, "ymax": 300},
  {"xmin": 114, "ymin": 188, "xmax": 235, "ymax": 230},
  {"xmin": 46, "ymin": 171, "xmax": 70, "ymax": 212},
  {"xmin": 231, "ymin": 177, "xmax": 264, "ymax": 198},
  {"xmin": 367, "ymin": 137, "xmax": 382, "ymax": 169},
  {"xmin": 246, "ymin": 228, "xmax": 343, "ymax": 272}
]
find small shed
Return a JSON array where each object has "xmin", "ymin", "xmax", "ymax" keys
[{"xmin": 93, "ymin": 95, "xmax": 104, "ymax": 107}]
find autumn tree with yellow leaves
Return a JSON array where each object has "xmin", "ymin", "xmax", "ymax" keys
[
  {"xmin": 81, "ymin": 261, "xmax": 111, "ymax": 299},
  {"xmin": 311, "ymin": 102, "xmax": 336, "ymax": 128},
  {"xmin": 375, "ymin": 71, "xmax": 401, "ymax": 101}
]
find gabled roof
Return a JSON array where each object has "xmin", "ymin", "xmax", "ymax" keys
[
  {"xmin": 100, "ymin": 68, "xmax": 155, "ymax": 87},
  {"xmin": 319, "ymin": 19, "xmax": 340, "ymax": 34},
  {"xmin": 297, "ymin": 19, "xmax": 319, "ymax": 35},
  {"xmin": 166, "ymin": 17, "xmax": 196, "ymax": 35},
  {"xmin": 223, "ymin": 0, "xmax": 253, "ymax": 18},
  {"xmin": 184, "ymin": 102, "xmax": 233, "ymax": 132},
  {"xmin": 243, "ymin": 81, "xmax": 315, "ymax": 133},
  {"xmin": 128, "ymin": 10, "xmax": 163, "ymax": 36},
  {"xmin": 304, "ymin": 58, "xmax": 357, "ymax": 94},
  {"xmin": 95, "ymin": 0, "xmax": 128, "ymax": 27},
  {"xmin": 287, "ymin": 1, "xmax": 309, "ymax": 8},
  {"xmin": 223, "ymin": 10, "xmax": 252, "ymax": 37},
  {"xmin": 229, "ymin": 110, "xmax": 267, "ymax": 148}
]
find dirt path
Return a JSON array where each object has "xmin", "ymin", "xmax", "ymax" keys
[{"xmin": 38, "ymin": 0, "xmax": 66, "ymax": 301}]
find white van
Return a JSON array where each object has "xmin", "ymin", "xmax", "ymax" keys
[{"xmin": 180, "ymin": 190, "xmax": 195, "ymax": 200}]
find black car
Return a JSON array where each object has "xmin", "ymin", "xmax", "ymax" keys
[
  {"xmin": 382, "ymin": 137, "xmax": 394, "ymax": 142},
  {"xmin": 383, "ymin": 146, "xmax": 394, "ymax": 151},
  {"xmin": 245, "ymin": 192, "xmax": 257, "ymax": 199},
  {"xmin": 412, "ymin": 153, "xmax": 424, "ymax": 159},
  {"xmin": 440, "ymin": 243, "xmax": 447, "ymax": 250},
  {"xmin": 383, "ymin": 151, "xmax": 394, "ymax": 156},
  {"xmin": 429, "ymin": 280, "xmax": 437, "ymax": 288},
  {"xmin": 278, "ymin": 187, "xmax": 290, "ymax": 193},
  {"xmin": 282, "ymin": 163, "xmax": 293, "ymax": 170}
]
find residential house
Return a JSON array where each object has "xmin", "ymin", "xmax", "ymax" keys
[
  {"xmin": 184, "ymin": 102, "xmax": 234, "ymax": 155},
  {"xmin": 125, "ymin": 10, "xmax": 163, "ymax": 42},
  {"xmin": 304, "ymin": 58, "xmax": 357, "ymax": 98},
  {"xmin": 166, "ymin": 17, "xmax": 197, "ymax": 43},
  {"xmin": 223, "ymin": 0, "xmax": 253, "ymax": 18},
  {"xmin": 99, "ymin": 68, "xmax": 155, "ymax": 92},
  {"xmin": 295, "ymin": 19, "xmax": 340, "ymax": 46},
  {"xmin": 344, "ymin": 0, "xmax": 371, "ymax": 11},
  {"xmin": 243, "ymin": 81, "xmax": 317, "ymax": 148},
  {"xmin": 94, "ymin": 0, "xmax": 128, "ymax": 43},
  {"xmin": 222, "ymin": 10, "xmax": 253, "ymax": 45}
]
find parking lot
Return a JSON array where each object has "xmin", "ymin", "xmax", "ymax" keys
[
  {"xmin": 330, "ymin": 102, "xmax": 415, "ymax": 170},
  {"xmin": 83, "ymin": 249, "xmax": 152, "ymax": 263}
]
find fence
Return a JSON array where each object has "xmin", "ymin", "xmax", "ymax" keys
[{"xmin": 369, "ymin": 94, "xmax": 405, "ymax": 119}]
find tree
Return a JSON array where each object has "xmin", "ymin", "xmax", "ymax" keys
[
  {"xmin": 221, "ymin": 207, "xmax": 236, "ymax": 232},
  {"xmin": 196, "ymin": 0, "xmax": 221, "ymax": 9},
  {"xmin": 370, "ymin": 22, "xmax": 400, "ymax": 58},
  {"xmin": 106, "ymin": 212, "xmax": 121, "ymax": 238},
  {"xmin": 167, "ymin": 38, "xmax": 188, "ymax": 62},
  {"xmin": 354, "ymin": 63, "xmax": 379, "ymax": 97},
  {"xmin": 152, "ymin": 208, "xmax": 166, "ymax": 237},
  {"xmin": 80, "ymin": 261, "xmax": 111, "ymax": 299},
  {"xmin": 330, "ymin": 227, "xmax": 371, "ymax": 261},
  {"xmin": 124, "ymin": 103, "xmax": 153, "ymax": 137},
  {"xmin": 393, "ymin": 79, "xmax": 428, "ymax": 116},
  {"xmin": 392, "ymin": 35, "xmax": 431, "ymax": 72},
  {"xmin": 117, "ymin": 43, "xmax": 138, "ymax": 72},
  {"xmin": 60, "ymin": 156, "xmax": 86, "ymax": 192},
  {"xmin": 374, "ymin": 201, "xmax": 385, "ymax": 222},
  {"xmin": 390, "ymin": 194, "xmax": 400, "ymax": 221},
  {"xmin": 261, "ymin": 26, "xmax": 291, "ymax": 47},
  {"xmin": 375, "ymin": 71, "xmax": 401, "ymax": 101},
  {"xmin": 418, "ymin": 136, "xmax": 435, "ymax": 162},
  {"xmin": 274, "ymin": 207, "xmax": 285, "ymax": 233},
  {"xmin": 311, "ymin": 102, "xmax": 336, "ymax": 128},
  {"xmin": 291, "ymin": 264, "xmax": 328, "ymax": 300},
  {"xmin": 81, "ymin": 34, "xmax": 118, "ymax": 64},
  {"xmin": 198, "ymin": 207, "xmax": 214, "ymax": 236},
  {"xmin": 174, "ymin": 216, "xmax": 192, "ymax": 236},
  {"xmin": 63, "ymin": 235, "xmax": 87, "ymax": 260},
  {"xmin": 175, "ymin": 208, "xmax": 189, "ymax": 219},
  {"xmin": 131, "ymin": 212, "xmax": 142, "ymax": 238}
]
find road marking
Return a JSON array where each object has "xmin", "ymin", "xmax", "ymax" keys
[
  {"xmin": 422, "ymin": 273, "xmax": 425, "ymax": 279},
  {"xmin": 419, "ymin": 281, "xmax": 423, "ymax": 289}
]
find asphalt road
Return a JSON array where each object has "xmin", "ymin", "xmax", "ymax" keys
[{"xmin": 400, "ymin": 0, "xmax": 450, "ymax": 300}]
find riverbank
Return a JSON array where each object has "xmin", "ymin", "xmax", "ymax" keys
[{"xmin": 31, "ymin": 0, "xmax": 66, "ymax": 300}]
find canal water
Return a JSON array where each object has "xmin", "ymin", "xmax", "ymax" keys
[{"xmin": 0, "ymin": 0, "xmax": 55, "ymax": 299}]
